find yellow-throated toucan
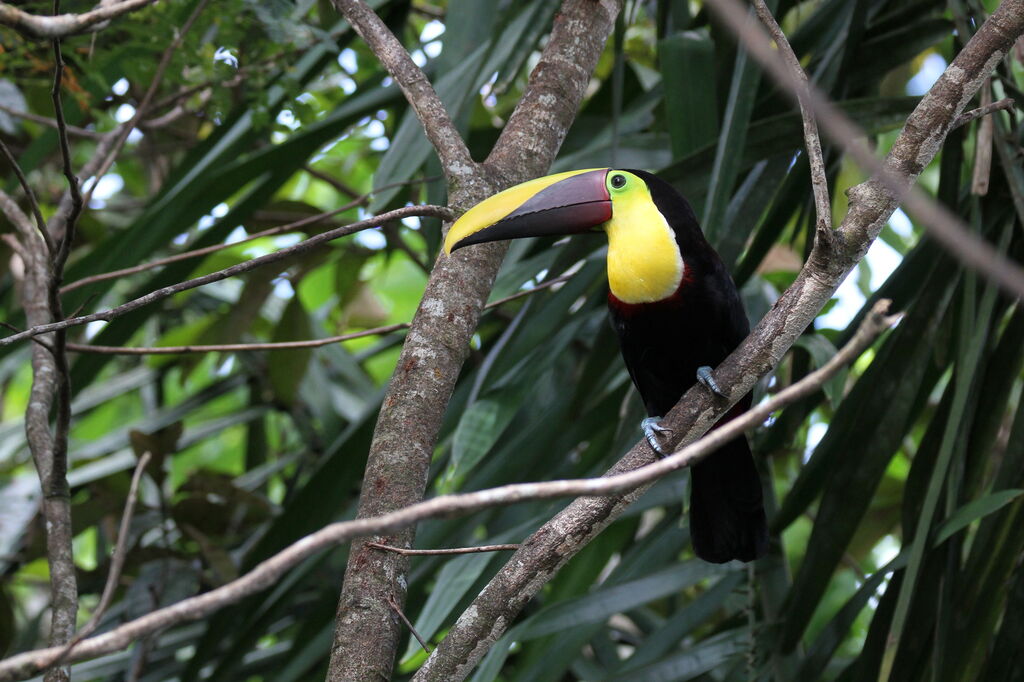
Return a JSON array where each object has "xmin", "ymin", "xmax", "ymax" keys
[{"xmin": 445, "ymin": 168, "xmax": 768, "ymax": 563}]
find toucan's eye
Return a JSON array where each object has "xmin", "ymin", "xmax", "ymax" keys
[{"xmin": 610, "ymin": 173, "xmax": 627, "ymax": 189}]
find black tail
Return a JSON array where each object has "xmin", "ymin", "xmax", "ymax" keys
[{"xmin": 688, "ymin": 435, "xmax": 768, "ymax": 563}]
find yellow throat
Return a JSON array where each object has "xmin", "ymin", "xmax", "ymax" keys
[{"xmin": 604, "ymin": 174, "xmax": 685, "ymax": 304}]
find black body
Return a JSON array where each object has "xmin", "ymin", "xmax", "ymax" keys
[{"xmin": 608, "ymin": 170, "xmax": 769, "ymax": 563}]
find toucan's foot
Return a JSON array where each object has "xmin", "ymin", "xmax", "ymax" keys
[
  {"xmin": 641, "ymin": 417, "xmax": 673, "ymax": 457},
  {"xmin": 696, "ymin": 365, "xmax": 726, "ymax": 398}
]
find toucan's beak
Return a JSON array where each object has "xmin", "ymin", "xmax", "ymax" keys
[{"xmin": 444, "ymin": 168, "xmax": 612, "ymax": 254}]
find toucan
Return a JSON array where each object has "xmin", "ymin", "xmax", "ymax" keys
[{"xmin": 444, "ymin": 168, "xmax": 768, "ymax": 563}]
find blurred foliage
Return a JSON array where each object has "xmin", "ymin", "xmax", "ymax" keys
[{"xmin": 1, "ymin": 0, "xmax": 1023, "ymax": 680}]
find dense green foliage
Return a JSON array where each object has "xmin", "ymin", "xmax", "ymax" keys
[{"xmin": 1, "ymin": 0, "xmax": 1023, "ymax": 680}]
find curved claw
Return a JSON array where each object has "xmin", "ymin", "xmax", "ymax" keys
[
  {"xmin": 641, "ymin": 416, "xmax": 674, "ymax": 457},
  {"xmin": 696, "ymin": 365, "xmax": 726, "ymax": 398}
]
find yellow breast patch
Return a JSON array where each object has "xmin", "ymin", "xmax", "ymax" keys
[{"xmin": 604, "ymin": 180, "xmax": 684, "ymax": 304}]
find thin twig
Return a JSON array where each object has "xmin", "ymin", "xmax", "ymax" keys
[
  {"xmin": 64, "ymin": 272, "xmax": 571, "ymax": 355},
  {"xmin": 51, "ymin": 20, "xmax": 83, "ymax": 268},
  {"xmin": 367, "ymin": 542, "xmax": 519, "ymax": 556},
  {"xmin": 2, "ymin": 206, "xmax": 453, "ymax": 348},
  {"xmin": 388, "ymin": 595, "xmax": 432, "ymax": 653},
  {"xmin": 60, "ymin": 176, "xmax": 437, "ymax": 294},
  {"xmin": 953, "ymin": 96, "xmax": 1015, "ymax": 129},
  {"xmin": 50, "ymin": 453, "xmax": 151, "ymax": 667},
  {"xmin": 0, "ymin": 139, "xmax": 50, "ymax": 250},
  {"xmin": 0, "ymin": 300, "xmax": 898, "ymax": 682},
  {"xmin": 752, "ymin": 0, "xmax": 832, "ymax": 233},
  {"xmin": 0, "ymin": 102, "xmax": 104, "ymax": 139}
]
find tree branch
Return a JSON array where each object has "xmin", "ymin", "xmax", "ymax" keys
[
  {"xmin": 324, "ymin": 2, "xmax": 621, "ymax": 679},
  {"xmin": 0, "ymin": 0, "xmax": 156, "ymax": 39},
  {"xmin": 330, "ymin": 0, "xmax": 475, "ymax": 184},
  {"xmin": 414, "ymin": 2, "xmax": 1024, "ymax": 678},
  {"xmin": 752, "ymin": 0, "xmax": 831, "ymax": 232},
  {"xmin": 0, "ymin": 205, "xmax": 453, "ymax": 348},
  {"xmin": 0, "ymin": 300, "xmax": 895, "ymax": 682},
  {"xmin": 484, "ymin": 0, "xmax": 620, "ymax": 178},
  {"xmin": 65, "ymin": 274, "xmax": 573, "ymax": 355}
]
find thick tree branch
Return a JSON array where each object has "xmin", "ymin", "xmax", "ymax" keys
[
  {"xmin": 484, "ymin": 0, "xmax": 620, "ymax": 178},
  {"xmin": 415, "ymin": 2, "xmax": 1024, "ymax": 678},
  {"xmin": 0, "ymin": 300, "xmax": 894, "ymax": 682},
  {"xmin": 325, "ymin": 2, "xmax": 621, "ymax": 680},
  {"xmin": 0, "ymin": 0, "xmax": 156, "ymax": 39},
  {"xmin": 330, "ymin": 0, "xmax": 475, "ymax": 185},
  {"xmin": 0, "ymin": 206, "xmax": 453, "ymax": 348}
]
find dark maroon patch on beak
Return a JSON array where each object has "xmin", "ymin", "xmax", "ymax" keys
[{"xmin": 455, "ymin": 170, "xmax": 612, "ymax": 249}]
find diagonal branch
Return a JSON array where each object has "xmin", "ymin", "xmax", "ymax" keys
[
  {"xmin": 415, "ymin": 2, "xmax": 1024, "ymax": 678},
  {"xmin": 330, "ymin": 0, "xmax": 475, "ymax": 184},
  {"xmin": 0, "ymin": 205, "xmax": 453, "ymax": 348},
  {"xmin": 752, "ymin": 0, "xmax": 831, "ymax": 233},
  {"xmin": 485, "ymin": 0, "xmax": 621, "ymax": 178},
  {"xmin": 0, "ymin": 300, "xmax": 895, "ymax": 682},
  {"xmin": 0, "ymin": 0, "xmax": 157, "ymax": 39},
  {"xmin": 65, "ymin": 273, "xmax": 573, "ymax": 355}
]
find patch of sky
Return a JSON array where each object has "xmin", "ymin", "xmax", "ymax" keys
[
  {"xmin": 804, "ymin": 419, "xmax": 828, "ymax": 464},
  {"xmin": 365, "ymin": 119, "xmax": 385, "ymax": 137},
  {"xmin": 355, "ymin": 229, "xmax": 386, "ymax": 249},
  {"xmin": 226, "ymin": 226, "xmax": 248, "ymax": 244},
  {"xmin": 214, "ymin": 47, "xmax": 239, "ymax": 69},
  {"xmin": 410, "ymin": 50, "xmax": 427, "ymax": 68},
  {"xmin": 338, "ymin": 48, "xmax": 358, "ymax": 74},
  {"xmin": 907, "ymin": 53, "xmax": 946, "ymax": 95},
  {"xmin": 112, "ymin": 78, "xmax": 129, "ymax": 96},
  {"xmin": 420, "ymin": 20, "xmax": 445, "ymax": 42},
  {"xmin": 127, "ymin": 129, "xmax": 143, "ymax": 144},
  {"xmin": 115, "ymin": 104, "xmax": 135, "ymax": 123},
  {"xmin": 212, "ymin": 203, "xmax": 229, "ymax": 219},
  {"xmin": 277, "ymin": 109, "xmax": 299, "ymax": 130},
  {"xmin": 84, "ymin": 320, "xmax": 107, "ymax": 340},
  {"xmin": 424, "ymin": 41, "xmax": 443, "ymax": 59},
  {"xmin": 382, "ymin": 76, "xmax": 393, "ymax": 88},
  {"xmin": 339, "ymin": 77, "xmax": 357, "ymax": 95},
  {"xmin": 86, "ymin": 173, "xmax": 124, "ymax": 209},
  {"xmin": 401, "ymin": 216, "xmax": 420, "ymax": 229},
  {"xmin": 370, "ymin": 137, "xmax": 389, "ymax": 151},
  {"xmin": 888, "ymin": 208, "xmax": 913, "ymax": 239},
  {"xmin": 273, "ymin": 278, "xmax": 295, "ymax": 300}
]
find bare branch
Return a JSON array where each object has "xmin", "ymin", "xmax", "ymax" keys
[
  {"xmin": 65, "ymin": 273, "xmax": 572, "ymax": 355},
  {"xmin": 366, "ymin": 542, "xmax": 519, "ymax": 556},
  {"xmin": 485, "ymin": 0, "xmax": 621, "ymax": 178},
  {"xmin": 0, "ymin": 103, "xmax": 104, "ymax": 139},
  {"xmin": 0, "ymin": 0, "xmax": 157, "ymax": 39},
  {"xmin": 51, "ymin": 25, "xmax": 83, "ymax": 267},
  {"xmin": 48, "ymin": 453, "xmax": 151, "ymax": 668},
  {"xmin": 752, "ymin": 0, "xmax": 831, "ymax": 232},
  {"xmin": 330, "ymin": 0, "xmax": 475, "ymax": 183},
  {"xmin": 0, "ymin": 301, "xmax": 895, "ymax": 682},
  {"xmin": 0, "ymin": 205, "xmax": 453, "ymax": 348},
  {"xmin": 0, "ymin": 140, "xmax": 49, "ymax": 248},
  {"xmin": 388, "ymin": 595, "xmax": 432, "ymax": 654},
  {"xmin": 954, "ymin": 96, "xmax": 1016, "ymax": 129}
]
